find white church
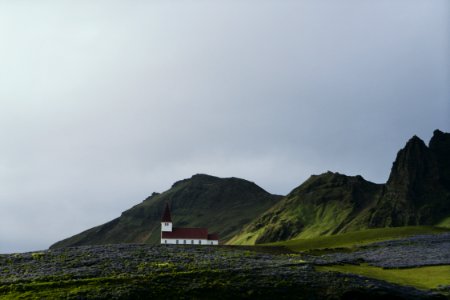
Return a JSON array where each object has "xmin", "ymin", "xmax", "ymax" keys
[{"xmin": 160, "ymin": 203, "xmax": 219, "ymax": 245}]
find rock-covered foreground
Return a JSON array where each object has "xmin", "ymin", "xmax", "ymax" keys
[
  {"xmin": 310, "ymin": 233, "xmax": 450, "ymax": 268},
  {"xmin": 0, "ymin": 239, "xmax": 448, "ymax": 299}
]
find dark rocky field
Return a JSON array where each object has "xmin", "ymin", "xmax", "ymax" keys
[
  {"xmin": 309, "ymin": 233, "xmax": 450, "ymax": 268},
  {"xmin": 1, "ymin": 234, "xmax": 449, "ymax": 299}
]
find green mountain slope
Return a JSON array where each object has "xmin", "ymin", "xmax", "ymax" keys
[
  {"xmin": 228, "ymin": 172, "xmax": 383, "ymax": 245},
  {"xmin": 230, "ymin": 130, "xmax": 450, "ymax": 245},
  {"xmin": 50, "ymin": 174, "xmax": 281, "ymax": 248}
]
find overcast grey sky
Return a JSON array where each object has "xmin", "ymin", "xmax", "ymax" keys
[{"xmin": 0, "ymin": 0, "xmax": 449, "ymax": 253}]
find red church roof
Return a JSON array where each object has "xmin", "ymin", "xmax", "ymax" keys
[
  {"xmin": 161, "ymin": 203, "xmax": 172, "ymax": 222},
  {"xmin": 162, "ymin": 228, "xmax": 208, "ymax": 239},
  {"xmin": 207, "ymin": 233, "xmax": 219, "ymax": 241}
]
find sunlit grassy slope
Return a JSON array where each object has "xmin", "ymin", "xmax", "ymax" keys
[
  {"xmin": 264, "ymin": 226, "xmax": 450, "ymax": 252},
  {"xmin": 438, "ymin": 217, "xmax": 450, "ymax": 228},
  {"xmin": 316, "ymin": 264, "xmax": 450, "ymax": 290},
  {"xmin": 228, "ymin": 172, "xmax": 386, "ymax": 245}
]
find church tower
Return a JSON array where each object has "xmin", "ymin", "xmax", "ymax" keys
[{"xmin": 161, "ymin": 203, "xmax": 172, "ymax": 232}]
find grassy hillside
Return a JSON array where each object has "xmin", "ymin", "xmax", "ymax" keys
[
  {"xmin": 316, "ymin": 264, "xmax": 450, "ymax": 290},
  {"xmin": 438, "ymin": 217, "xmax": 450, "ymax": 228},
  {"xmin": 228, "ymin": 172, "xmax": 383, "ymax": 245},
  {"xmin": 51, "ymin": 174, "xmax": 281, "ymax": 248},
  {"xmin": 263, "ymin": 226, "xmax": 450, "ymax": 252}
]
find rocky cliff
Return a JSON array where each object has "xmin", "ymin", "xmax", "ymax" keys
[{"xmin": 369, "ymin": 130, "xmax": 450, "ymax": 227}]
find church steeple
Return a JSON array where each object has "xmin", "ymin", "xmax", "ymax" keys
[
  {"xmin": 161, "ymin": 203, "xmax": 172, "ymax": 232},
  {"xmin": 161, "ymin": 203, "xmax": 172, "ymax": 222}
]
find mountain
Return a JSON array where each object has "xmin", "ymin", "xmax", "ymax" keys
[
  {"xmin": 230, "ymin": 130, "xmax": 450, "ymax": 245},
  {"xmin": 369, "ymin": 131, "xmax": 450, "ymax": 227},
  {"xmin": 228, "ymin": 172, "xmax": 383, "ymax": 244},
  {"xmin": 52, "ymin": 130, "xmax": 450, "ymax": 248},
  {"xmin": 50, "ymin": 174, "xmax": 281, "ymax": 249}
]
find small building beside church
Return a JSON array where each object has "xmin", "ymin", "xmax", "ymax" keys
[{"xmin": 160, "ymin": 203, "xmax": 219, "ymax": 245}]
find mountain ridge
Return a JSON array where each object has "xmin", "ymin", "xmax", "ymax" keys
[
  {"xmin": 52, "ymin": 130, "xmax": 450, "ymax": 248},
  {"xmin": 230, "ymin": 129, "xmax": 450, "ymax": 244}
]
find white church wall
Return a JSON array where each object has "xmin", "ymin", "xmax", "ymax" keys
[{"xmin": 161, "ymin": 238, "xmax": 219, "ymax": 245}]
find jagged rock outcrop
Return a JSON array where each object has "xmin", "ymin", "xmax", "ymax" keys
[
  {"xmin": 369, "ymin": 131, "xmax": 450, "ymax": 227},
  {"xmin": 429, "ymin": 130, "xmax": 450, "ymax": 187}
]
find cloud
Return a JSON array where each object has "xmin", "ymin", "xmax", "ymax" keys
[{"xmin": 0, "ymin": 0, "xmax": 449, "ymax": 253}]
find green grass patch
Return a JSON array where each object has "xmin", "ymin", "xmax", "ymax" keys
[
  {"xmin": 438, "ymin": 217, "xmax": 450, "ymax": 229},
  {"xmin": 264, "ymin": 226, "xmax": 450, "ymax": 252},
  {"xmin": 316, "ymin": 264, "xmax": 450, "ymax": 290},
  {"xmin": 227, "ymin": 228, "xmax": 266, "ymax": 245},
  {"xmin": 0, "ymin": 269, "xmax": 310, "ymax": 299},
  {"xmin": 0, "ymin": 270, "xmax": 222, "ymax": 299},
  {"xmin": 288, "ymin": 201, "xmax": 353, "ymax": 239}
]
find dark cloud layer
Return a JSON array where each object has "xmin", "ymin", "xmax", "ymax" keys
[{"xmin": 0, "ymin": 0, "xmax": 449, "ymax": 253}]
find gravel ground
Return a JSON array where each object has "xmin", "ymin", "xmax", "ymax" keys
[
  {"xmin": 0, "ymin": 245, "xmax": 298, "ymax": 283},
  {"xmin": 309, "ymin": 233, "xmax": 450, "ymax": 268},
  {"xmin": 0, "ymin": 237, "xmax": 449, "ymax": 299}
]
